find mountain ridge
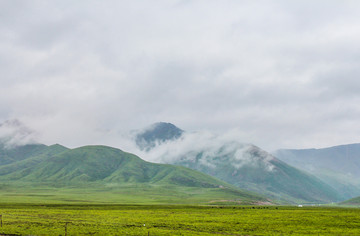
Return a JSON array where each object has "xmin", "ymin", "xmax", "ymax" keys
[
  {"xmin": 135, "ymin": 122, "xmax": 343, "ymax": 204},
  {"xmin": 0, "ymin": 143, "xmax": 268, "ymax": 205},
  {"xmin": 274, "ymin": 143, "xmax": 360, "ymax": 199}
]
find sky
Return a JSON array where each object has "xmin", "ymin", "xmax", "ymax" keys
[{"xmin": 1, "ymin": 0, "xmax": 360, "ymax": 152}]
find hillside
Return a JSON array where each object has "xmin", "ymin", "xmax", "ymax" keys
[
  {"xmin": 171, "ymin": 143, "xmax": 342, "ymax": 203},
  {"xmin": 0, "ymin": 144, "xmax": 268, "ymax": 205},
  {"xmin": 0, "ymin": 143, "xmax": 68, "ymax": 166},
  {"xmin": 274, "ymin": 144, "xmax": 360, "ymax": 199},
  {"xmin": 274, "ymin": 144, "xmax": 360, "ymax": 178},
  {"xmin": 135, "ymin": 123, "xmax": 343, "ymax": 204}
]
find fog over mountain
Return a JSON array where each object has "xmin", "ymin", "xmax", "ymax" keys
[
  {"xmin": 133, "ymin": 122, "xmax": 342, "ymax": 203},
  {"xmin": 0, "ymin": 119, "xmax": 345, "ymax": 203},
  {"xmin": 0, "ymin": 119, "xmax": 38, "ymax": 148},
  {"xmin": 1, "ymin": 1, "xmax": 360, "ymax": 151}
]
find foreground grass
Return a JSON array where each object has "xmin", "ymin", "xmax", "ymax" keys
[{"xmin": 0, "ymin": 204, "xmax": 359, "ymax": 235}]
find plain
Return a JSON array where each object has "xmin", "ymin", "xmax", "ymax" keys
[{"xmin": 0, "ymin": 204, "xmax": 360, "ymax": 235}]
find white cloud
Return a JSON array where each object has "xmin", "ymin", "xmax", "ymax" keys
[
  {"xmin": 1, "ymin": 0, "xmax": 360, "ymax": 151},
  {"xmin": 127, "ymin": 129, "xmax": 275, "ymax": 172},
  {"xmin": 0, "ymin": 119, "xmax": 38, "ymax": 148}
]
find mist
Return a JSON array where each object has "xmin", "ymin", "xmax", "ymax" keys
[
  {"xmin": 129, "ymin": 128, "xmax": 276, "ymax": 172},
  {"xmin": 2, "ymin": 1, "xmax": 360, "ymax": 150},
  {"xmin": 0, "ymin": 119, "xmax": 38, "ymax": 149}
]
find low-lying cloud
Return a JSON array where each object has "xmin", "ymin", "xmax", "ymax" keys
[
  {"xmin": 130, "ymin": 129, "xmax": 276, "ymax": 172},
  {"xmin": 0, "ymin": 119, "xmax": 39, "ymax": 149}
]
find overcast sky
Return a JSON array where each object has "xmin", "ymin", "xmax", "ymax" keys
[{"xmin": 1, "ymin": 0, "xmax": 360, "ymax": 151}]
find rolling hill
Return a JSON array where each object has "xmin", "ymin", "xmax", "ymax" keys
[
  {"xmin": 0, "ymin": 143, "xmax": 268, "ymax": 205},
  {"xmin": 134, "ymin": 123, "xmax": 343, "ymax": 204},
  {"xmin": 274, "ymin": 144, "xmax": 360, "ymax": 199}
]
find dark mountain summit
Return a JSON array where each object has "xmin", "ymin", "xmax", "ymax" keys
[{"xmin": 135, "ymin": 122, "xmax": 183, "ymax": 150}]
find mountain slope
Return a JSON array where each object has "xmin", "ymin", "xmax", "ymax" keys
[
  {"xmin": 0, "ymin": 144, "xmax": 68, "ymax": 176},
  {"xmin": 0, "ymin": 145, "xmax": 268, "ymax": 205},
  {"xmin": 172, "ymin": 143, "xmax": 342, "ymax": 203},
  {"xmin": 274, "ymin": 144, "xmax": 360, "ymax": 178},
  {"xmin": 135, "ymin": 123, "xmax": 343, "ymax": 204},
  {"xmin": 0, "ymin": 143, "xmax": 68, "ymax": 166},
  {"xmin": 274, "ymin": 144, "xmax": 360, "ymax": 199}
]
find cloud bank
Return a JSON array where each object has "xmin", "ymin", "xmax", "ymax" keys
[
  {"xmin": 1, "ymin": 1, "xmax": 360, "ymax": 150},
  {"xmin": 0, "ymin": 119, "xmax": 38, "ymax": 148},
  {"xmin": 130, "ymin": 129, "xmax": 275, "ymax": 171}
]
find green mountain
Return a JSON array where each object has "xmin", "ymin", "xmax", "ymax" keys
[
  {"xmin": 172, "ymin": 143, "xmax": 342, "ymax": 204},
  {"xmin": 274, "ymin": 144, "xmax": 360, "ymax": 200},
  {"xmin": 135, "ymin": 123, "xmax": 342, "ymax": 204},
  {"xmin": 0, "ymin": 144, "xmax": 268, "ymax": 205},
  {"xmin": 3, "ymin": 145, "xmax": 233, "ymax": 186},
  {"xmin": 0, "ymin": 144, "xmax": 68, "ymax": 176},
  {"xmin": 0, "ymin": 143, "xmax": 68, "ymax": 166}
]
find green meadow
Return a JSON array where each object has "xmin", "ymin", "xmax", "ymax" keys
[
  {"xmin": 0, "ymin": 204, "xmax": 359, "ymax": 235},
  {"xmin": 0, "ymin": 183, "xmax": 264, "ymax": 205}
]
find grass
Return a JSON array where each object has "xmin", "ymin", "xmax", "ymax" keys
[
  {"xmin": 0, "ymin": 204, "xmax": 359, "ymax": 235},
  {"xmin": 0, "ymin": 184, "xmax": 264, "ymax": 205}
]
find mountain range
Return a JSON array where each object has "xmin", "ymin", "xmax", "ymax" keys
[
  {"xmin": 135, "ymin": 123, "xmax": 343, "ymax": 204},
  {"xmin": 1, "ymin": 119, "xmax": 358, "ymax": 205},
  {"xmin": 0, "ymin": 140, "xmax": 268, "ymax": 205},
  {"xmin": 274, "ymin": 144, "xmax": 360, "ymax": 199}
]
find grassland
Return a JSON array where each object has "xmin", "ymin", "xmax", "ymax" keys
[
  {"xmin": 0, "ymin": 183, "xmax": 267, "ymax": 206},
  {"xmin": 0, "ymin": 204, "xmax": 359, "ymax": 235}
]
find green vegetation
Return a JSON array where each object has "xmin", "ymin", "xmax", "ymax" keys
[
  {"xmin": 0, "ymin": 204, "xmax": 359, "ymax": 235},
  {"xmin": 0, "ymin": 135, "xmax": 359, "ymax": 235},
  {"xmin": 0, "ymin": 183, "xmax": 264, "ymax": 205},
  {"xmin": 134, "ymin": 122, "xmax": 342, "ymax": 204},
  {"xmin": 0, "ymin": 145, "xmax": 269, "ymax": 205},
  {"xmin": 0, "ymin": 139, "xmax": 342, "ymax": 204},
  {"xmin": 175, "ymin": 148, "xmax": 341, "ymax": 204}
]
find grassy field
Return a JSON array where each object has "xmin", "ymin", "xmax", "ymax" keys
[
  {"xmin": 0, "ymin": 183, "xmax": 267, "ymax": 205},
  {"xmin": 0, "ymin": 204, "xmax": 359, "ymax": 235}
]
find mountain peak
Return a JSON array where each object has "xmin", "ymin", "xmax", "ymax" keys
[{"xmin": 135, "ymin": 122, "xmax": 184, "ymax": 150}]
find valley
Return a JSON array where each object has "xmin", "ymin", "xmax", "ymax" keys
[{"xmin": 1, "ymin": 121, "xmax": 360, "ymax": 235}]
